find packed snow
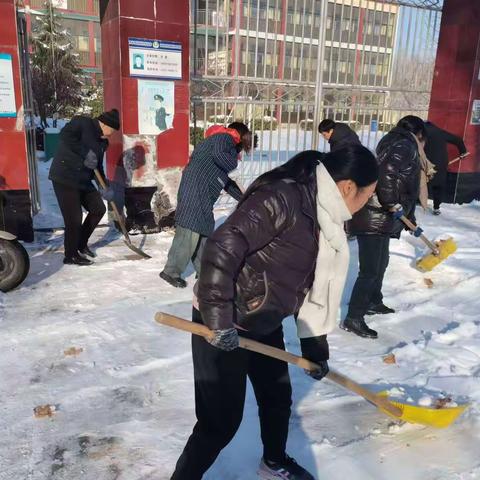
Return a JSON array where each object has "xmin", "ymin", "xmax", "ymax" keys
[{"xmin": 1, "ymin": 161, "xmax": 480, "ymax": 480}]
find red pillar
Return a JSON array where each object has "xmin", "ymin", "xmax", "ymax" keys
[
  {"xmin": 100, "ymin": 0, "xmax": 190, "ymax": 178},
  {"xmin": 428, "ymin": 0, "xmax": 480, "ymax": 202}
]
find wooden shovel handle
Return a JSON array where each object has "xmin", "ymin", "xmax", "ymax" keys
[
  {"xmin": 93, "ymin": 168, "xmax": 130, "ymax": 242},
  {"xmin": 399, "ymin": 215, "xmax": 439, "ymax": 254},
  {"xmin": 155, "ymin": 312, "xmax": 402, "ymax": 418},
  {"xmin": 448, "ymin": 152, "xmax": 470, "ymax": 165}
]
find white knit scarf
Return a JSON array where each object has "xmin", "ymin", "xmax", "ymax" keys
[{"xmin": 296, "ymin": 163, "xmax": 352, "ymax": 338}]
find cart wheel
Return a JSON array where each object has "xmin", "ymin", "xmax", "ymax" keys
[{"xmin": 0, "ymin": 239, "xmax": 30, "ymax": 292}]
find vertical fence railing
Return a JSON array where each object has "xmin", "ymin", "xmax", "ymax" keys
[{"xmin": 190, "ymin": 0, "xmax": 443, "ymax": 201}]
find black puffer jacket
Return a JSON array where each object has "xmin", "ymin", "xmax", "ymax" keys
[
  {"xmin": 349, "ymin": 127, "xmax": 420, "ymax": 237},
  {"xmin": 198, "ymin": 178, "xmax": 319, "ymax": 336},
  {"xmin": 49, "ymin": 116, "xmax": 108, "ymax": 191},
  {"xmin": 329, "ymin": 123, "xmax": 362, "ymax": 152}
]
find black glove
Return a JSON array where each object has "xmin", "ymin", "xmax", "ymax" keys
[
  {"xmin": 84, "ymin": 149, "xmax": 98, "ymax": 170},
  {"xmin": 300, "ymin": 335, "xmax": 330, "ymax": 381},
  {"xmin": 99, "ymin": 186, "xmax": 114, "ymax": 202},
  {"xmin": 306, "ymin": 360, "xmax": 329, "ymax": 380},
  {"xmin": 207, "ymin": 328, "xmax": 239, "ymax": 351}
]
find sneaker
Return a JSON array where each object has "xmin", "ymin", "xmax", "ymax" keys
[
  {"xmin": 258, "ymin": 455, "xmax": 315, "ymax": 480},
  {"xmin": 159, "ymin": 271, "xmax": 187, "ymax": 288},
  {"xmin": 366, "ymin": 303, "xmax": 395, "ymax": 315},
  {"xmin": 340, "ymin": 316, "xmax": 378, "ymax": 339},
  {"xmin": 63, "ymin": 254, "xmax": 93, "ymax": 266},
  {"xmin": 79, "ymin": 246, "xmax": 97, "ymax": 258},
  {"xmin": 433, "ymin": 209, "xmax": 441, "ymax": 216}
]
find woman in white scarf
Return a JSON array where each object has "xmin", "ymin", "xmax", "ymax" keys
[{"xmin": 172, "ymin": 147, "xmax": 378, "ymax": 480}]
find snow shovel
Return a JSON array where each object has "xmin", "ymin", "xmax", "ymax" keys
[
  {"xmin": 93, "ymin": 169, "xmax": 151, "ymax": 259},
  {"xmin": 400, "ymin": 215, "xmax": 456, "ymax": 272},
  {"xmin": 154, "ymin": 312, "xmax": 464, "ymax": 427}
]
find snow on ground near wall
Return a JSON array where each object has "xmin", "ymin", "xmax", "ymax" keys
[{"xmin": 2, "ymin": 198, "xmax": 480, "ymax": 479}]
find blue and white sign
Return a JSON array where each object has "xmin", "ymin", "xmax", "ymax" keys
[
  {"xmin": 128, "ymin": 38, "xmax": 182, "ymax": 80},
  {"xmin": 0, "ymin": 53, "xmax": 16, "ymax": 118}
]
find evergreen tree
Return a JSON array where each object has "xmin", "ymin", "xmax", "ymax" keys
[{"xmin": 30, "ymin": 0, "xmax": 84, "ymax": 127}]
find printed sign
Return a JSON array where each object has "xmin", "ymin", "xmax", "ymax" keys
[
  {"xmin": 0, "ymin": 53, "xmax": 16, "ymax": 118},
  {"xmin": 138, "ymin": 80, "xmax": 174, "ymax": 135},
  {"xmin": 470, "ymin": 99, "xmax": 480, "ymax": 125},
  {"xmin": 52, "ymin": 0, "xmax": 68, "ymax": 9},
  {"xmin": 128, "ymin": 38, "xmax": 182, "ymax": 80}
]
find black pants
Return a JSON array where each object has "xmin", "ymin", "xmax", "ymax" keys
[
  {"xmin": 347, "ymin": 235, "xmax": 390, "ymax": 319},
  {"xmin": 431, "ymin": 185, "xmax": 444, "ymax": 210},
  {"xmin": 171, "ymin": 309, "xmax": 292, "ymax": 480},
  {"xmin": 53, "ymin": 182, "xmax": 106, "ymax": 258}
]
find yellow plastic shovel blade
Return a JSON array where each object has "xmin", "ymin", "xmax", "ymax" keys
[
  {"xmin": 379, "ymin": 392, "xmax": 468, "ymax": 428},
  {"xmin": 416, "ymin": 238, "xmax": 457, "ymax": 272}
]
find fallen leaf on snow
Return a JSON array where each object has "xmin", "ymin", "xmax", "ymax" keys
[
  {"xmin": 34, "ymin": 404, "xmax": 56, "ymax": 418},
  {"xmin": 433, "ymin": 397, "xmax": 452, "ymax": 409},
  {"xmin": 383, "ymin": 353, "xmax": 396, "ymax": 364},
  {"xmin": 64, "ymin": 347, "xmax": 83, "ymax": 356},
  {"xmin": 424, "ymin": 278, "xmax": 434, "ymax": 288}
]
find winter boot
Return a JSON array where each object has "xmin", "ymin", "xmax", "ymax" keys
[
  {"xmin": 159, "ymin": 271, "xmax": 187, "ymax": 289},
  {"xmin": 63, "ymin": 254, "xmax": 93, "ymax": 266},
  {"xmin": 340, "ymin": 316, "xmax": 378, "ymax": 339},
  {"xmin": 79, "ymin": 246, "xmax": 97, "ymax": 258},
  {"xmin": 258, "ymin": 455, "xmax": 315, "ymax": 480},
  {"xmin": 433, "ymin": 209, "xmax": 441, "ymax": 216},
  {"xmin": 366, "ymin": 303, "xmax": 395, "ymax": 315}
]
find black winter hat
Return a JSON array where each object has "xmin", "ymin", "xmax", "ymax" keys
[{"xmin": 97, "ymin": 109, "xmax": 120, "ymax": 130}]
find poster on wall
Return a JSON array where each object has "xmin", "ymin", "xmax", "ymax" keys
[
  {"xmin": 470, "ymin": 99, "xmax": 480, "ymax": 125},
  {"xmin": 128, "ymin": 38, "xmax": 182, "ymax": 80},
  {"xmin": 138, "ymin": 80, "xmax": 174, "ymax": 135},
  {"xmin": 52, "ymin": 0, "xmax": 68, "ymax": 8},
  {"xmin": 0, "ymin": 53, "xmax": 16, "ymax": 118}
]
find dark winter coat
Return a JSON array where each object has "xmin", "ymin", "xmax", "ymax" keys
[
  {"xmin": 49, "ymin": 116, "xmax": 108, "ymax": 191},
  {"xmin": 197, "ymin": 177, "xmax": 319, "ymax": 336},
  {"xmin": 424, "ymin": 121, "xmax": 466, "ymax": 188},
  {"xmin": 329, "ymin": 123, "xmax": 362, "ymax": 152},
  {"xmin": 175, "ymin": 133, "xmax": 243, "ymax": 236},
  {"xmin": 349, "ymin": 127, "xmax": 420, "ymax": 237},
  {"xmin": 155, "ymin": 107, "xmax": 168, "ymax": 131}
]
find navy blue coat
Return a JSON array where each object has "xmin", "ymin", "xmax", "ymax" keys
[{"xmin": 175, "ymin": 133, "xmax": 243, "ymax": 236}]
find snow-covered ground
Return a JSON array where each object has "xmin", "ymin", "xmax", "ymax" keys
[{"xmin": 2, "ymin": 162, "xmax": 480, "ymax": 479}]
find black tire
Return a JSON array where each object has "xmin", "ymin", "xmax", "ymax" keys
[{"xmin": 0, "ymin": 239, "xmax": 30, "ymax": 292}]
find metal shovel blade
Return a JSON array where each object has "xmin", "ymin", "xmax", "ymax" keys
[{"xmin": 123, "ymin": 239, "xmax": 152, "ymax": 259}]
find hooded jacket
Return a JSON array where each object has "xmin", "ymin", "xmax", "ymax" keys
[
  {"xmin": 349, "ymin": 127, "xmax": 420, "ymax": 237},
  {"xmin": 174, "ymin": 126, "xmax": 243, "ymax": 236}
]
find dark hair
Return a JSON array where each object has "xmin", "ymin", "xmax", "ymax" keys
[
  {"xmin": 135, "ymin": 54, "xmax": 142, "ymax": 60},
  {"xmin": 154, "ymin": 94, "xmax": 164, "ymax": 101},
  {"xmin": 241, "ymin": 146, "xmax": 378, "ymax": 204},
  {"xmin": 318, "ymin": 119, "xmax": 336, "ymax": 133},
  {"xmin": 322, "ymin": 145, "xmax": 378, "ymax": 188},
  {"xmin": 228, "ymin": 121, "xmax": 250, "ymax": 137},
  {"xmin": 397, "ymin": 115, "xmax": 426, "ymax": 139}
]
